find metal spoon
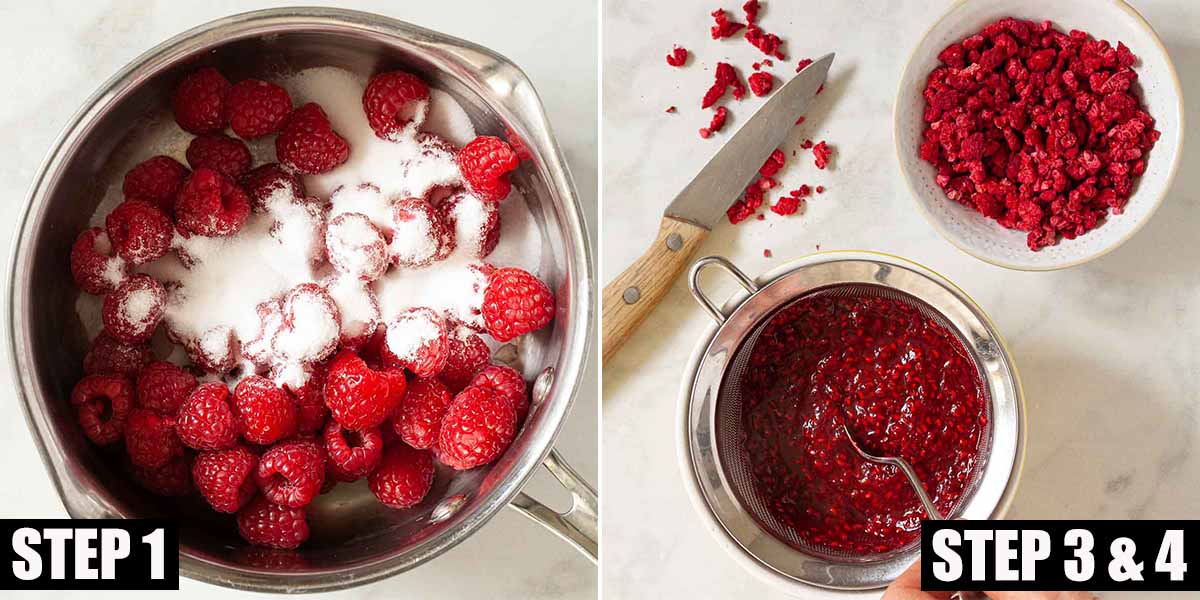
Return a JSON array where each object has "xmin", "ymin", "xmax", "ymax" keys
[{"xmin": 841, "ymin": 424, "xmax": 944, "ymax": 520}]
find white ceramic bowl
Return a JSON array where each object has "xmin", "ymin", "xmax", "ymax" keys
[{"xmin": 894, "ymin": 0, "xmax": 1183, "ymax": 271}]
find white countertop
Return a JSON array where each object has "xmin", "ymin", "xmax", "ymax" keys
[
  {"xmin": 602, "ymin": 1, "xmax": 1198, "ymax": 598},
  {"xmin": 0, "ymin": 1, "xmax": 596, "ymax": 599}
]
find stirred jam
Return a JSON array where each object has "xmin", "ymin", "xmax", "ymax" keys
[{"xmin": 737, "ymin": 291, "xmax": 987, "ymax": 555}]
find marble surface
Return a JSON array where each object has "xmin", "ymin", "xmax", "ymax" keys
[
  {"xmin": 602, "ymin": 1, "xmax": 1198, "ymax": 598},
  {"xmin": 0, "ymin": 1, "xmax": 596, "ymax": 599}
]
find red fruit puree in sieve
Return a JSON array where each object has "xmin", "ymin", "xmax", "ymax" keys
[{"xmin": 737, "ymin": 291, "xmax": 987, "ymax": 555}]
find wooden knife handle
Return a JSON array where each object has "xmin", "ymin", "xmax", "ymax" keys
[{"xmin": 602, "ymin": 217, "xmax": 708, "ymax": 364}]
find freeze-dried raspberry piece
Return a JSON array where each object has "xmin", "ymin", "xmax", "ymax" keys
[
  {"xmin": 390, "ymin": 197, "xmax": 451, "ymax": 267},
  {"xmin": 238, "ymin": 495, "xmax": 309, "ymax": 549},
  {"xmin": 813, "ymin": 140, "xmax": 832, "ymax": 169},
  {"xmin": 125, "ymin": 408, "xmax": 183, "ymax": 469},
  {"xmin": 700, "ymin": 106, "xmax": 729, "ymax": 138},
  {"xmin": 131, "ymin": 455, "xmax": 193, "ymax": 497},
  {"xmin": 482, "ymin": 267, "xmax": 555, "ymax": 342},
  {"xmin": 255, "ymin": 439, "xmax": 325, "ymax": 508},
  {"xmin": 369, "ymin": 445, "xmax": 434, "ymax": 509},
  {"xmin": 743, "ymin": 0, "xmax": 760, "ymax": 23},
  {"xmin": 323, "ymin": 421, "xmax": 383, "ymax": 482},
  {"xmin": 801, "ymin": 138, "xmax": 814, "ymax": 149},
  {"xmin": 185, "ymin": 325, "xmax": 239, "ymax": 374},
  {"xmin": 323, "ymin": 349, "xmax": 406, "ymax": 431},
  {"xmin": 746, "ymin": 25, "xmax": 785, "ymax": 60},
  {"xmin": 84, "ymin": 332, "xmax": 152, "ymax": 378},
  {"xmin": 710, "ymin": 9, "xmax": 745, "ymax": 39},
  {"xmin": 101, "ymin": 274, "xmax": 165, "ymax": 345},
  {"xmin": 457, "ymin": 136, "xmax": 520, "ymax": 203},
  {"xmin": 71, "ymin": 228, "xmax": 128, "ymax": 295},
  {"xmin": 176, "ymin": 382, "xmax": 239, "ymax": 451},
  {"xmin": 363, "ymin": 70, "xmax": 430, "ymax": 140},
  {"xmin": 759, "ymin": 149, "xmax": 785, "ymax": 177},
  {"xmin": 194, "ymin": 445, "xmax": 258, "ymax": 514},
  {"xmin": 175, "ymin": 168, "xmax": 251, "ymax": 237},
  {"xmin": 234, "ymin": 376, "xmax": 298, "ymax": 445},
  {"xmin": 71, "ymin": 374, "xmax": 133, "ymax": 446},
  {"xmin": 272, "ymin": 283, "xmax": 341, "ymax": 367},
  {"xmin": 438, "ymin": 191, "xmax": 499, "ymax": 260},
  {"xmin": 106, "ymin": 200, "xmax": 172, "ymax": 265},
  {"xmin": 470, "ymin": 364, "xmax": 530, "ymax": 424},
  {"xmin": 436, "ymin": 385, "xmax": 517, "ymax": 470},
  {"xmin": 240, "ymin": 163, "xmax": 306, "ymax": 211},
  {"xmin": 172, "ymin": 67, "xmax": 230, "ymax": 134},
  {"xmin": 123, "ymin": 156, "xmax": 189, "ymax": 212},
  {"xmin": 440, "ymin": 327, "xmax": 491, "ymax": 392},
  {"xmin": 390, "ymin": 377, "xmax": 452, "ymax": 450},
  {"xmin": 136, "ymin": 361, "xmax": 197, "ymax": 415},
  {"xmin": 186, "ymin": 133, "xmax": 253, "ymax": 179},
  {"xmin": 326, "ymin": 212, "xmax": 388, "ymax": 280},
  {"xmin": 771, "ymin": 196, "xmax": 803, "ymax": 216},
  {"xmin": 816, "ymin": 185, "xmax": 825, "ymax": 194},
  {"xmin": 702, "ymin": 62, "xmax": 743, "ymax": 109},
  {"xmin": 748, "ymin": 72, "xmax": 774, "ymax": 96},
  {"xmin": 276, "ymin": 103, "xmax": 350, "ymax": 175},
  {"xmin": 666, "ymin": 46, "xmax": 689, "ymax": 67},
  {"xmin": 323, "ymin": 275, "xmax": 382, "ymax": 349},
  {"xmin": 384, "ymin": 307, "xmax": 449, "ymax": 378},
  {"xmin": 226, "ymin": 79, "xmax": 293, "ymax": 139},
  {"xmin": 795, "ymin": 57, "xmax": 814, "ymax": 73}
]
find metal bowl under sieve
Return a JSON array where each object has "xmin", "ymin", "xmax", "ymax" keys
[{"xmin": 677, "ymin": 251, "xmax": 1025, "ymax": 594}]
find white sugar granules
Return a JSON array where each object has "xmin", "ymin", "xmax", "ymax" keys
[
  {"xmin": 329, "ymin": 184, "xmax": 394, "ymax": 235},
  {"xmin": 121, "ymin": 287, "xmax": 157, "ymax": 326},
  {"xmin": 423, "ymin": 89, "xmax": 476, "ymax": 146},
  {"xmin": 384, "ymin": 311, "xmax": 441, "ymax": 362},
  {"xmin": 445, "ymin": 192, "xmax": 493, "ymax": 255},
  {"xmin": 273, "ymin": 290, "xmax": 339, "ymax": 364},
  {"xmin": 325, "ymin": 275, "xmax": 380, "ymax": 340}
]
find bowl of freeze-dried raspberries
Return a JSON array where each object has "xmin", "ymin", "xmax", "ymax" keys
[{"xmin": 894, "ymin": 0, "xmax": 1182, "ymax": 270}]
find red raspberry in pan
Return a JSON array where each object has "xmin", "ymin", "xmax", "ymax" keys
[
  {"xmin": 83, "ymin": 332, "xmax": 152, "ymax": 378},
  {"xmin": 240, "ymin": 163, "xmax": 306, "ymax": 211},
  {"xmin": 710, "ymin": 9, "xmax": 745, "ymax": 39},
  {"xmin": 326, "ymin": 212, "xmax": 388, "ymax": 280},
  {"xmin": 438, "ymin": 191, "xmax": 499, "ymax": 260},
  {"xmin": 470, "ymin": 364, "xmax": 529, "ymax": 425},
  {"xmin": 323, "ymin": 421, "xmax": 383, "ymax": 482},
  {"xmin": 226, "ymin": 79, "xmax": 293, "ymax": 139},
  {"xmin": 812, "ymin": 140, "xmax": 832, "ymax": 170},
  {"xmin": 363, "ymin": 70, "xmax": 430, "ymax": 140},
  {"xmin": 172, "ymin": 67, "xmax": 230, "ymax": 134},
  {"xmin": 238, "ymin": 495, "xmax": 309, "ymax": 549},
  {"xmin": 186, "ymin": 133, "xmax": 253, "ymax": 179},
  {"xmin": 481, "ymin": 267, "xmax": 555, "ymax": 342},
  {"xmin": 287, "ymin": 363, "xmax": 330, "ymax": 434},
  {"xmin": 70, "ymin": 227, "xmax": 128, "ymax": 295},
  {"xmin": 255, "ymin": 439, "xmax": 326, "ymax": 508},
  {"xmin": 175, "ymin": 168, "xmax": 251, "ymax": 237},
  {"xmin": 457, "ymin": 136, "xmax": 520, "ymax": 203},
  {"xmin": 234, "ymin": 375, "xmax": 298, "ymax": 445},
  {"xmin": 131, "ymin": 455, "xmax": 193, "ymax": 497},
  {"xmin": 101, "ymin": 274, "xmax": 166, "ymax": 345},
  {"xmin": 369, "ymin": 445, "xmax": 434, "ymax": 509},
  {"xmin": 71, "ymin": 374, "xmax": 133, "ymax": 446},
  {"xmin": 666, "ymin": 46, "xmax": 689, "ymax": 67},
  {"xmin": 390, "ymin": 377, "xmax": 452, "ymax": 450},
  {"xmin": 136, "ymin": 361, "xmax": 197, "ymax": 415},
  {"xmin": 383, "ymin": 307, "xmax": 449, "ymax": 378},
  {"xmin": 271, "ymin": 283, "xmax": 341, "ymax": 366},
  {"xmin": 176, "ymin": 381, "xmax": 239, "ymax": 451},
  {"xmin": 194, "ymin": 445, "xmax": 258, "ymax": 514},
  {"xmin": 106, "ymin": 200, "xmax": 172, "ymax": 265},
  {"xmin": 123, "ymin": 155, "xmax": 189, "ymax": 212},
  {"xmin": 124, "ymin": 408, "xmax": 183, "ymax": 469},
  {"xmin": 436, "ymin": 385, "xmax": 517, "ymax": 470},
  {"xmin": 391, "ymin": 197, "xmax": 452, "ymax": 266},
  {"xmin": 323, "ymin": 349, "xmax": 406, "ymax": 431},
  {"xmin": 276, "ymin": 102, "xmax": 350, "ymax": 175},
  {"xmin": 440, "ymin": 327, "xmax": 491, "ymax": 393},
  {"xmin": 748, "ymin": 72, "xmax": 774, "ymax": 97}
]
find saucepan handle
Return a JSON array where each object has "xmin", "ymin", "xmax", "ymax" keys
[
  {"xmin": 509, "ymin": 449, "xmax": 598, "ymax": 563},
  {"xmin": 688, "ymin": 255, "xmax": 760, "ymax": 324}
]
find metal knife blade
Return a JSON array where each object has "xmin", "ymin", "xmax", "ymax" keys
[{"xmin": 665, "ymin": 53, "xmax": 834, "ymax": 229}]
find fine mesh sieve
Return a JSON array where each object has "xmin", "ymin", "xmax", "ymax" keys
[{"xmin": 680, "ymin": 253, "xmax": 1024, "ymax": 592}]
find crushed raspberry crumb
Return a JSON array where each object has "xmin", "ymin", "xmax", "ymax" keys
[
  {"xmin": 743, "ymin": 0, "xmax": 760, "ymax": 23},
  {"xmin": 816, "ymin": 185, "xmax": 825, "ymax": 194},
  {"xmin": 746, "ymin": 25, "xmax": 785, "ymax": 60},
  {"xmin": 700, "ymin": 106, "xmax": 729, "ymax": 139},
  {"xmin": 710, "ymin": 9, "xmax": 745, "ymax": 39},
  {"xmin": 748, "ymin": 72, "xmax": 774, "ymax": 96},
  {"xmin": 763, "ymin": 248, "xmax": 771, "ymax": 257},
  {"xmin": 801, "ymin": 139, "xmax": 814, "ymax": 149},
  {"xmin": 760, "ymin": 149, "xmax": 786, "ymax": 177},
  {"xmin": 702, "ymin": 62, "xmax": 742, "ymax": 109},
  {"xmin": 772, "ymin": 196, "xmax": 803, "ymax": 216},
  {"xmin": 796, "ymin": 57, "xmax": 814, "ymax": 73},
  {"xmin": 666, "ymin": 46, "xmax": 689, "ymax": 67},
  {"xmin": 796, "ymin": 116, "xmax": 806, "ymax": 125},
  {"xmin": 813, "ymin": 141, "xmax": 832, "ymax": 169},
  {"xmin": 665, "ymin": 106, "xmax": 677, "ymax": 113}
]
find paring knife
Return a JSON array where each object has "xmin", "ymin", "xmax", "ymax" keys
[{"xmin": 602, "ymin": 53, "xmax": 834, "ymax": 364}]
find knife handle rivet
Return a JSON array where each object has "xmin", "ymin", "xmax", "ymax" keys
[
  {"xmin": 623, "ymin": 287, "xmax": 641, "ymax": 304},
  {"xmin": 666, "ymin": 233, "xmax": 683, "ymax": 251}
]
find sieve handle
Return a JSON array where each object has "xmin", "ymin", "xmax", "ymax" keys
[
  {"xmin": 688, "ymin": 256, "xmax": 760, "ymax": 324},
  {"xmin": 509, "ymin": 449, "xmax": 598, "ymax": 563}
]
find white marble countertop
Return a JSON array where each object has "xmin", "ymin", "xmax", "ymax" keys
[
  {"xmin": 0, "ymin": 1, "xmax": 596, "ymax": 599},
  {"xmin": 602, "ymin": 1, "xmax": 1198, "ymax": 598}
]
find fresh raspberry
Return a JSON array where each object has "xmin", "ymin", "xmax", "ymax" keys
[
  {"xmin": 438, "ymin": 191, "xmax": 500, "ymax": 260},
  {"xmin": 795, "ymin": 57, "xmax": 814, "ymax": 73},
  {"xmin": 83, "ymin": 332, "xmax": 152, "ymax": 378},
  {"xmin": 271, "ymin": 283, "xmax": 341, "ymax": 366},
  {"xmin": 369, "ymin": 445, "xmax": 434, "ymax": 509},
  {"xmin": 384, "ymin": 307, "xmax": 449, "ymax": 378},
  {"xmin": 193, "ymin": 445, "xmax": 258, "ymax": 513},
  {"xmin": 323, "ymin": 421, "xmax": 383, "ymax": 482},
  {"xmin": 176, "ymin": 168, "xmax": 251, "ymax": 237},
  {"xmin": 666, "ymin": 46, "xmax": 689, "ymax": 67},
  {"xmin": 759, "ymin": 148, "xmax": 786, "ymax": 177},
  {"xmin": 470, "ymin": 364, "xmax": 529, "ymax": 424},
  {"xmin": 172, "ymin": 67, "xmax": 230, "ymax": 134},
  {"xmin": 323, "ymin": 349, "xmax": 406, "ymax": 431},
  {"xmin": 176, "ymin": 382, "xmax": 239, "ymax": 451},
  {"xmin": 748, "ymin": 72, "xmax": 775, "ymax": 96},
  {"xmin": 184, "ymin": 325, "xmax": 239, "ymax": 374},
  {"xmin": 70, "ymin": 228, "xmax": 127, "ymax": 295},
  {"xmin": 813, "ymin": 140, "xmax": 832, "ymax": 170},
  {"xmin": 440, "ymin": 328, "xmax": 491, "ymax": 392},
  {"xmin": 226, "ymin": 79, "xmax": 293, "ymax": 139},
  {"xmin": 136, "ymin": 360, "xmax": 197, "ymax": 415},
  {"xmin": 363, "ymin": 70, "xmax": 430, "ymax": 140},
  {"xmin": 101, "ymin": 274, "xmax": 165, "ymax": 344},
  {"xmin": 186, "ymin": 133, "xmax": 253, "ymax": 179},
  {"xmin": 71, "ymin": 374, "xmax": 133, "ymax": 445},
  {"xmin": 131, "ymin": 455, "xmax": 194, "ymax": 497},
  {"xmin": 276, "ymin": 103, "xmax": 350, "ymax": 174},
  {"xmin": 457, "ymin": 136, "xmax": 519, "ymax": 203},
  {"xmin": 234, "ymin": 376, "xmax": 298, "ymax": 445},
  {"xmin": 326, "ymin": 212, "xmax": 388, "ymax": 280},
  {"xmin": 123, "ymin": 155, "xmax": 189, "ymax": 212},
  {"xmin": 710, "ymin": 9, "xmax": 745, "ymax": 39},
  {"xmin": 390, "ymin": 197, "xmax": 452, "ymax": 266},
  {"xmin": 287, "ymin": 363, "xmax": 330, "ymax": 434},
  {"xmin": 481, "ymin": 268, "xmax": 555, "ymax": 342},
  {"xmin": 124, "ymin": 408, "xmax": 183, "ymax": 469},
  {"xmin": 237, "ymin": 495, "xmax": 309, "ymax": 549},
  {"xmin": 255, "ymin": 439, "xmax": 326, "ymax": 508},
  {"xmin": 391, "ymin": 377, "xmax": 452, "ymax": 450},
  {"xmin": 699, "ymin": 106, "xmax": 728, "ymax": 139},
  {"xmin": 240, "ymin": 163, "xmax": 306, "ymax": 211},
  {"xmin": 106, "ymin": 200, "xmax": 172, "ymax": 265},
  {"xmin": 436, "ymin": 385, "xmax": 517, "ymax": 470}
]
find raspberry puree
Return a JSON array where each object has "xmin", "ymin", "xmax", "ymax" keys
[{"xmin": 737, "ymin": 291, "xmax": 987, "ymax": 555}]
